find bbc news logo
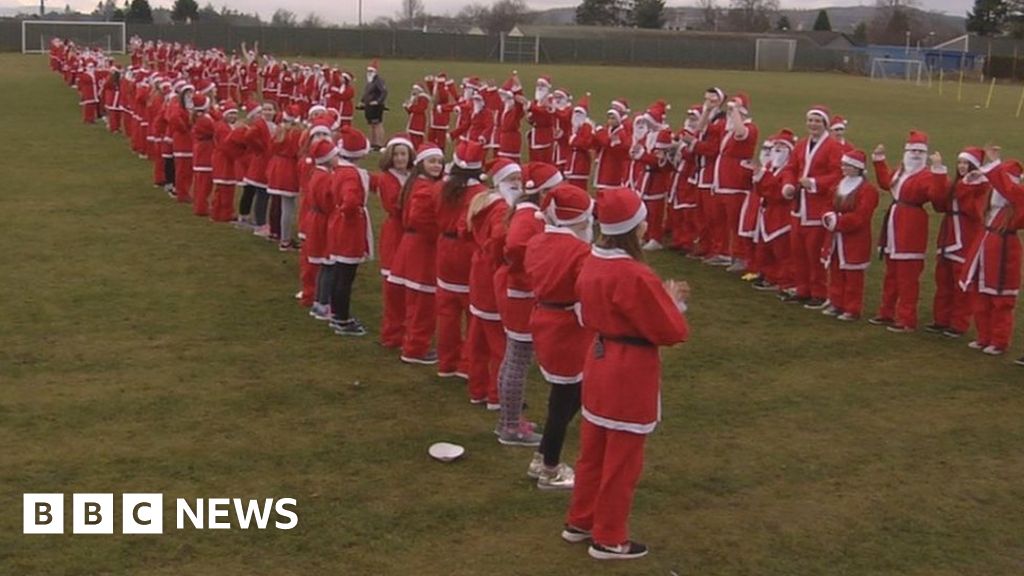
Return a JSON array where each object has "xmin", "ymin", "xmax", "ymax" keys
[{"xmin": 23, "ymin": 494, "xmax": 298, "ymax": 534}]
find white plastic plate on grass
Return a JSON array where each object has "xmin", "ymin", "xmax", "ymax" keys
[{"xmin": 428, "ymin": 442, "xmax": 465, "ymax": 462}]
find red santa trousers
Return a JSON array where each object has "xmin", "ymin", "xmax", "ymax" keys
[
  {"xmin": 107, "ymin": 110, "xmax": 121, "ymax": 133},
  {"xmin": 718, "ymin": 193, "xmax": 749, "ymax": 260},
  {"xmin": 971, "ymin": 289, "xmax": 1017, "ymax": 350},
  {"xmin": 790, "ymin": 222, "xmax": 828, "ymax": 300},
  {"xmin": 643, "ymin": 199, "xmax": 666, "ymax": 243},
  {"xmin": 877, "ymin": 258, "xmax": 925, "ymax": 329},
  {"xmin": 436, "ymin": 287, "xmax": 469, "ymax": 374},
  {"xmin": 427, "ymin": 129, "xmax": 447, "ymax": 150},
  {"xmin": 933, "ymin": 258, "xmax": 971, "ymax": 333},
  {"xmin": 299, "ymin": 257, "xmax": 318, "ymax": 308},
  {"xmin": 693, "ymin": 187, "xmax": 714, "ymax": 257},
  {"xmin": 192, "ymin": 172, "xmax": 212, "ymax": 217},
  {"xmin": 174, "ymin": 157, "xmax": 193, "ymax": 203},
  {"xmin": 757, "ymin": 236, "xmax": 792, "ymax": 289},
  {"xmin": 82, "ymin": 103, "xmax": 97, "ymax": 124},
  {"xmin": 827, "ymin": 260, "xmax": 866, "ymax": 317},
  {"xmin": 528, "ymin": 146, "xmax": 553, "ymax": 164},
  {"xmin": 669, "ymin": 207, "xmax": 700, "ymax": 251},
  {"xmin": 402, "ymin": 289, "xmax": 435, "ymax": 358},
  {"xmin": 467, "ymin": 315, "xmax": 505, "ymax": 404},
  {"xmin": 379, "ymin": 279, "xmax": 407, "ymax": 348},
  {"xmin": 210, "ymin": 184, "xmax": 236, "ymax": 222},
  {"xmin": 566, "ymin": 420, "xmax": 647, "ymax": 547}
]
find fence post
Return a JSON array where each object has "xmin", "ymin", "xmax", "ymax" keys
[{"xmin": 499, "ymin": 32, "xmax": 505, "ymax": 63}]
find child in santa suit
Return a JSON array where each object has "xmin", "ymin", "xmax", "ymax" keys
[
  {"xmin": 820, "ymin": 150, "xmax": 880, "ymax": 321},
  {"xmin": 148, "ymin": 81, "xmax": 171, "ymax": 190},
  {"xmin": 297, "ymin": 118, "xmax": 334, "ymax": 308},
  {"xmin": 591, "ymin": 104, "xmax": 630, "ymax": 190},
  {"xmin": 635, "ymin": 129, "xmax": 676, "ymax": 251},
  {"xmin": 960, "ymin": 152, "xmax": 1024, "ymax": 358},
  {"xmin": 563, "ymin": 187, "xmax": 690, "ymax": 561},
  {"xmin": 427, "ymin": 73, "xmax": 455, "ymax": 150},
  {"xmin": 104, "ymin": 68, "xmax": 122, "ymax": 133},
  {"xmin": 737, "ymin": 138, "xmax": 774, "ymax": 282},
  {"xmin": 868, "ymin": 130, "xmax": 936, "ymax": 332},
  {"xmin": 403, "ymin": 84, "xmax": 430, "ymax": 148},
  {"xmin": 168, "ymin": 84, "xmax": 195, "ymax": 203},
  {"xmin": 523, "ymin": 184, "xmax": 594, "ymax": 491},
  {"xmin": 431, "ymin": 141, "xmax": 488, "ymax": 370},
  {"xmin": 210, "ymin": 100, "xmax": 247, "ymax": 222},
  {"xmin": 78, "ymin": 60, "xmax": 99, "ymax": 124},
  {"xmin": 305, "ymin": 137, "xmax": 339, "ymax": 321},
  {"xmin": 666, "ymin": 105, "xmax": 701, "ymax": 253},
  {"xmin": 497, "ymin": 75, "xmax": 526, "ymax": 160},
  {"xmin": 564, "ymin": 95, "xmax": 593, "ymax": 190},
  {"xmin": 466, "ymin": 92, "xmax": 494, "ymax": 150},
  {"xmin": 387, "ymin": 143, "xmax": 445, "ymax": 360},
  {"xmin": 685, "ymin": 88, "xmax": 727, "ymax": 262},
  {"xmin": 371, "ymin": 134, "xmax": 415, "ymax": 347},
  {"xmin": 190, "ymin": 94, "xmax": 215, "ymax": 217},
  {"xmin": 326, "ymin": 126, "xmax": 373, "ymax": 337},
  {"xmin": 751, "ymin": 130, "xmax": 796, "ymax": 293},
  {"xmin": 266, "ymin": 105, "xmax": 303, "ymax": 249},
  {"xmin": 925, "ymin": 147, "xmax": 990, "ymax": 337},
  {"xmin": 465, "ymin": 160, "xmax": 519, "ymax": 407}
]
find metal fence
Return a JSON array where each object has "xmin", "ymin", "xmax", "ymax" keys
[{"xmin": 2, "ymin": 21, "xmax": 871, "ymax": 73}]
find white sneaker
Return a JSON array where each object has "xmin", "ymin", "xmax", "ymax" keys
[
  {"xmin": 725, "ymin": 259, "xmax": 747, "ymax": 273},
  {"xmin": 526, "ymin": 452, "xmax": 545, "ymax": 479},
  {"xmin": 294, "ymin": 290, "xmax": 303, "ymax": 300},
  {"xmin": 968, "ymin": 340, "xmax": 985, "ymax": 350},
  {"xmin": 641, "ymin": 239, "xmax": 663, "ymax": 251},
  {"xmin": 537, "ymin": 463, "xmax": 575, "ymax": 491},
  {"xmin": 983, "ymin": 345, "xmax": 1005, "ymax": 356},
  {"xmin": 485, "ymin": 402, "xmax": 501, "ymax": 411},
  {"xmin": 253, "ymin": 225, "xmax": 271, "ymax": 237}
]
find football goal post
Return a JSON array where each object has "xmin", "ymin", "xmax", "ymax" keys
[
  {"xmin": 22, "ymin": 20, "xmax": 126, "ymax": 55},
  {"xmin": 869, "ymin": 57, "xmax": 925, "ymax": 85},
  {"xmin": 755, "ymin": 38, "xmax": 796, "ymax": 72},
  {"xmin": 499, "ymin": 32, "xmax": 539, "ymax": 64}
]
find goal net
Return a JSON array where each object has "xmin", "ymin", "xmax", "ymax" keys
[
  {"xmin": 755, "ymin": 38, "xmax": 796, "ymax": 72},
  {"xmin": 870, "ymin": 57, "xmax": 925, "ymax": 84},
  {"xmin": 22, "ymin": 20, "xmax": 126, "ymax": 54}
]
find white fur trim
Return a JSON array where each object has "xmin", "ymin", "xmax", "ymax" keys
[{"xmin": 599, "ymin": 202, "xmax": 647, "ymax": 236}]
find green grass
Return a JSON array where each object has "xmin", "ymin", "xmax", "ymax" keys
[{"xmin": 2, "ymin": 53, "xmax": 1024, "ymax": 575}]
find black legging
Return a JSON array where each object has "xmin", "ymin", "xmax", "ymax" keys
[
  {"xmin": 539, "ymin": 382, "xmax": 582, "ymax": 467},
  {"xmin": 239, "ymin": 184, "xmax": 258, "ymax": 216},
  {"xmin": 330, "ymin": 262, "xmax": 360, "ymax": 322},
  {"xmin": 253, "ymin": 188, "xmax": 269, "ymax": 226},
  {"xmin": 163, "ymin": 157, "xmax": 175, "ymax": 187}
]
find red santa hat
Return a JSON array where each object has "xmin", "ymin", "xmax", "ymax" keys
[
  {"xmin": 386, "ymin": 133, "xmax": 415, "ymax": 152},
  {"xmin": 610, "ymin": 98, "xmax": 630, "ymax": 115},
  {"xmin": 536, "ymin": 75, "xmax": 552, "ymax": 87},
  {"xmin": 367, "ymin": 58, "xmax": 380, "ymax": 73},
  {"xmin": 654, "ymin": 129, "xmax": 675, "ymax": 150},
  {"xmin": 414, "ymin": 142, "xmax": 444, "ymax": 164},
  {"xmin": 282, "ymin": 104, "xmax": 301, "ymax": 123},
  {"xmin": 806, "ymin": 105, "xmax": 831, "ymax": 124},
  {"xmin": 841, "ymin": 149, "xmax": 867, "ymax": 171},
  {"xmin": 197, "ymin": 77, "xmax": 215, "ymax": 95},
  {"xmin": 524, "ymin": 162, "xmax": 564, "ymax": 194},
  {"xmin": 687, "ymin": 103, "xmax": 703, "ymax": 118},
  {"xmin": 541, "ymin": 183, "xmax": 595, "ymax": 226},
  {"xmin": 220, "ymin": 99, "xmax": 239, "ymax": 116},
  {"xmin": 773, "ymin": 128, "xmax": 797, "ymax": 149},
  {"xmin": 486, "ymin": 157, "xmax": 521, "ymax": 184},
  {"xmin": 730, "ymin": 91, "xmax": 751, "ymax": 115},
  {"xmin": 308, "ymin": 104, "xmax": 328, "ymax": 119},
  {"xmin": 830, "ymin": 115, "xmax": 848, "ymax": 131},
  {"xmin": 244, "ymin": 99, "xmax": 261, "ymax": 120},
  {"xmin": 341, "ymin": 70, "xmax": 353, "ymax": 82},
  {"xmin": 644, "ymin": 100, "xmax": 670, "ymax": 126},
  {"xmin": 958, "ymin": 147, "xmax": 984, "ymax": 169},
  {"xmin": 453, "ymin": 140, "xmax": 485, "ymax": 170},
  {"xmin": 309, "ymin": 117, "xmax": 334, "ymax": 140},
  {"xmin": 411, "ymin": 83, "xmax": 426, "ymax": 95},
  {"xmin": 1003, "ymin": 159, "xmax": 1023, "ymax": 184},
  {"xmin": 552, "ymin": 88, "xmax": 569, "ymax": 100},
  {"xmin": 311, "ymin": 138, "xmax": 339, "ymax": 165},
  {"xmin": 498, "ymin": 75, "xmax": 520, "ymax": 97},
  {"xmin": 574, "ymin": 93, "xmax": 591, "ymax": 115},
  {"xmin": 904, "ymin": 130, "xmax": 929, "ymax": 152},
  {"xmin": 596, "ymin": 187, "xmax": 647, "ymax": 236},
  {"xmin": 337, "ymin": 126, "xmax": 370, "ymax": 159},
  {"xmin": 191, "ymin": 93, "xmax": 209, "ymax": 111}
]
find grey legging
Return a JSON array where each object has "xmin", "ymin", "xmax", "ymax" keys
[
  {"xmin": 498, "ymin": 339, "xmax": 533, "ymax": 430},
  {"xmin": 280, "ymin": 195, "xmax": 297, "ymax": 243}
]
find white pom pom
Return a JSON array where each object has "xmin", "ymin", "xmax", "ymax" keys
[
  {"xmin": 533, "ymin": 211, "xmax": 546, "ymax": 221},
  {"xmin": 305, "ymin": 157, "xmax": 313, "ymax": 165},
  {"xmin": 479, "ymin": 173, "xmax": 488, "ymax": 182}
]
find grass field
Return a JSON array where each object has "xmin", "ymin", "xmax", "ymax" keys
[{"xmin": 2, "ymin": 52, "xmax": 1024, "ymax": 575}]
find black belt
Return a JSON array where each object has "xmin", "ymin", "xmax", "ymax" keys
[
  {"xmin": 598, "ymin": 334, "xmax": 654, "ymax": 348},
  {"xmin": 404, "ymin": 228, "xmax": 417, "ymax": 234},
  {"xmin": 985, "ymin": 226, "xmax": 1016, "ymax": 236},
  {"xmin": 441, "ymin": 231, "xmax": 457, "ymax": 239},
  {"xmin": 538, "ymin": 301, "xmax": 576, "ymax": 310}
]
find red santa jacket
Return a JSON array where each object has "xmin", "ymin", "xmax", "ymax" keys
[
  {"xmin": 191, "ymin": 112, "xmax": 215, "ymax": 172},
  {"xmin": 566, "ymin": 122, "xmax": 594, "ymax": 183},
  {"xmin": 498, "ymin": 101, "xmax": 525, "ymax": 158},
  {"xmin": 468, "ymin": 192, "xmax": 509, "ymax": 320},
  {"xmin": 821, "ymin": 176, "xmax": 880, "ymax": 270},
  {"xmin": 304, "ymin": 165, "xmax": 334, "ymax": 264},
  {"xmin": 449, "ymin": 100, "xmax": 473, "ymax": 142},
  {"xmin": 526, "ymin": 101, "xmax": 554, "ymax": 150},
  {"xmin": 494, "ymin": 202, "xmax": 545, "ymax": 341},
  {"xmin": 327, "ymin": 161, "xmax": 373, "ymax": 264},
  {"xmin": 266, "ymin": 127, "xmax": 302, "ymax": 196},
  {"xmin": 243, "ymin": 117, "xmax": 273, "ymax": 188},
  {"xmin": 370, "ymin": 169, "xmax": 408, "ymax": 275},
  {"xmin": 670, "ymin": 135, "xmax": 699, "ymax": 210},
  {"xmin": 693, "ymin": 114, "xmax": 725, "ymax": 189},
  {"xmin": 404, "ymin": 93, "xmax": 430, "ymax": 136},
  {"xmin": 576, "ymin": 246, "xmax": 689, "ymax": 434},
  {"xmin": 930, "ymin": 171, "xmax": 990, "ymax": 264},
  {"xmin": 467, "ymin": 105, "xmax": 494, "ymax": 146},
  {"xmin": 592, "ymin": 124, "xmax": 629, "ymax": 189},
  {"xmin": 525, "ymin": 226, "xmax": 591, "ymax": 384},
  {"xmin": 389, "ymin": 176, "xmax": 439, "ymax": 293},
  {"xmin": 960, "ymin": 162, "xmax": 1024, "ymax": 296},
  {"xmin": 873, "ymin": 157, "xmax": 935, "ymax": 260},
  {"xmin": 435, "ymin": 182, "xmax": 486, "ymax": 293},
  {"xmin": 635, "ymin": 152, "xmax": 675, "ymax": 201},
  {"xmin": 752, "ymin": 165, "xmax": 791, "ymax": 243},
  {"xmin": 212, "ymin": 120, "xmax": 246, "ymax": 185},
  {"xmin": 713, "ymin": 120, "xmax": 758, "ymax": 194},
  {"xmin": 780, "ymin": 134, "xmax": 844, "ymax": 226}
]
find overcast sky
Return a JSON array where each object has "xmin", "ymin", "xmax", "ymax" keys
[{"xmin": 32, "ymin": 0, "xmax": 973, "ymax": 26}]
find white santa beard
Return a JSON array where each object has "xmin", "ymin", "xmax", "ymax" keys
[
  {"xmin": 534, "ymin": 88, "xmax": 548, "ymax": 102},
  {"xmin": 837, "ymin": 176, "xmax": 863, "ymax": 198},
  {"xmin": 902, "ymin": 152, "xmax": 926, "ymax": 174},
  {"xmin": 771, "ymin": 149, "xmax": 790, "ymax": 169},
  {"xmin": 498, "ymin": 182, "xmax": 523, "ymax": 204}
]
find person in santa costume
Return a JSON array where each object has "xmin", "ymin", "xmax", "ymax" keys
[
  {"xmin": 684, "ymin": 87, "xmax": 727, "ymax": 262},
  {"xmin": 371, "ymin": 134, "xmax": 415, "ymax": 347},
  {"xmin": 779, "ymin": 105, "xmax": 844, "ymax": 308},
  {"xmin": 304, "ymin": 136, "xmax": 340, "ymax": 321},
  {"xmin": 78, "ymin": 59, "xmax": 99, "ymax": 124},
  {"xmin": 565, "ymin": 94, "xmax": 594, "ymax": 191},
  {"xmin": 497, "ymin": 74, "xmax": 526, "ymax": 161},
  {"xmin": 820, "ymin": 150, "xmax": 880, "ymax": 321},
  {"xmin": 633, "ymin": 128, "xmax": 676, "ymax": 251},
  {"xmin": 563, "ymin": 186, "xmax": 690, "ymax": 561},
  {"xmin": 666, "ymin": 105, "xmax": 702, "ymax": 254},
  {"xmin": 168, "ymin": 83, "xmax": 196, "ymax": 203},
  {"xmin": 296, "ymin": 116, "xmax": 334, "ymax": 308},
  {"xmin": 148, "ymin": 79, "xmax": 172, "ymax": 192},
  {"xmin": 466, "ymin": 91, "xmax": 495, "ymax": 150},
  {"xmin": 830, "ymin": 115, "xmax": 853, "ymax": 152},
  {"xmin": 750, "ymin": 130, "xmax": 796, "ymax": 292},
  {"xmin": 960, "ymin": 148, "xmax": 1024, "ymax": 358},
  {"xmin": 465, "ymin": 159, "xmax": 519, "ymax": 407},
  {"xmin": 210, "ymin": 100, "xmax": 247, "ymax": 222},
  {"xmin": 267, "ymin": 105, "xmax": 304, "ymax": 250},
  {"xmin": 526, "ymin": 76, "xmax": 556, "ymax": 163},
  {"xmin": 868, "ymin": 130, "xmax": 936, "ymax": 332},
  {"xmin": 103, "ymin": 67, "xmax": 122, "ymax": 134},
  {"xmin": 333, "ymin": 70, "xmax": 357, "ymax": 129},
  {"xmin": 387, "ymin": 143, "xmax": 445, "ymax": 359},
  {"xmin": 737, "ymin": 137, "xmax": 774, "ymax": 282},
  {"xmin": 925, "ymin": 147, "xmax": 990, "ymax": 337},
  {"xmin": 552, "ymin": 88, "xmax": 574, "ymax": 171},
  {"xmin": 591, "ymin": 101, "xmax": 630, "ymax": 190},
  {"xmin": 448, "ymin": 77, "xmax": 476, "ymax": 145},
  {"xmin": 190, "ymin": 93, "xmax": 215, "ymax": 217},
  {"xmin": 523, "ymin": 183, "xmax": 594, "ymax": 491},
  {"xmin": 402, "ymin": 84, "xmax": 430, "ymax": 148},
  {"xmin": 237, "ymin": 100, "xmax": 276, "ymax": 232},
  {"xmin": 432, "ymin": 141, "xmax": 488, "ymax": 370},
  {"xmin": 494, "ymin": 162, "xmax": 564, "ymax": 447},
  {"xmin": 713, "ymin": 92, "xmax": 759, "ymax": 272}
]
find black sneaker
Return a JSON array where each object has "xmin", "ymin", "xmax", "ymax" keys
[
  {"xmin": 803, "ymin": 298, "xmax": 828, "ymax": 310},
  {"xmin": 588, "ymin": 541, "xmax": 649, "ymax": 560},
  {"xmin": 923, "ymin": 323, "xmax": 947, "ymax": 334},
  {"xmin": 401, "ymin": 350, "xmax": 439, "ymax": 365},
  {"xmin": 867, "ymin": 316, "xmax": 894, "ymax": 326},
  {"xmin": 1015, "ymin": 356, "xmax": 1024, "ymax": 366},
  {"xmin": 752, "ymin": 279, "xmax": 777, "ymax": 291},
  {"xmin": 942, "ymin": 329, "xmax": 964, "ymax": 338},
  {"xmin": 332, "ymin": 318, "xmax": 367, "ymax": 337},
  {"xmin": 561, "ymin": 525, "xmax": 591, "ymax": 543}
]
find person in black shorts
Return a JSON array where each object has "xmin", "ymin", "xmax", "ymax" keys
[{"xmin": 362, "ymin": 58, "xmax": 388, "ymax": 150}]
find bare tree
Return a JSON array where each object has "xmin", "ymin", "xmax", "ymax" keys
[
  {"xmin": 726, "ymin": 0, "xmax": 778, "ymax": 32},
  {"xmin": 697, "ymin": 0, "xmax": 720, "ymax": 30},
  {"xmin": 301, "ymin": 12, "xmax": 325, "ymax": 28},
  {"xmin": 397, "ymin": 0, "xmax": 426, "ymax": 29}
]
